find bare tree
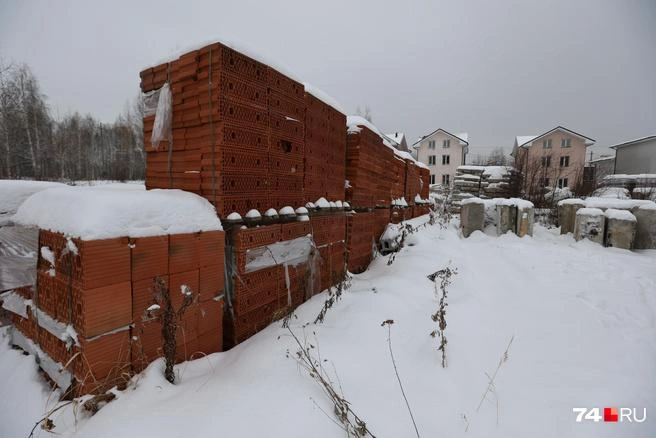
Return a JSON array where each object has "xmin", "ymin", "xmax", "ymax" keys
[
  {"xmin": 0, "ymin": 62, "xmax": 145, "ymax": 181},
  {"xmin": 355, "ymin": 105, "xmax": 373, "ymax": 122}
]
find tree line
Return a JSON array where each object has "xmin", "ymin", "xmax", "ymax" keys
[{"xmin": 0, "ymin": 61, "xmax": 144, "ymax": 181}]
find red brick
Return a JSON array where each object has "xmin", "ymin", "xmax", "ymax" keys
[{"xmin": 130, "ymin": 235, "xmax": 169, "ymax": 281}]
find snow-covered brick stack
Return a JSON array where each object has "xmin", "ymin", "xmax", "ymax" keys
[
  {"xmin": 225, "ymin": 218, "xmax": 318, "ymax": 346},
  {"xmin": 140, "ymin": 41, "xmax": 352, "ymax": 218},
  {"xmin": 7, "ymin": 186, "xmax": 226, "ymax": 395},
  {"xmin": 304, "ymin": 88, "xmax": 347, "ymax": 202},
  {"xmin": 346, "ymin": 117, "xmax": 429, "ymax": 212},
  {"xmin": 140, "ymin": 42, "xmax": 284, "ymax": 216},
  {"xmin": 346, "ymin": 119, "xmax": 395, "ymax": 208}
]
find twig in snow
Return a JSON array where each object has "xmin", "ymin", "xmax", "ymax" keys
[
  {"xmin": 381, "ymin": 320, "xmax": 420, "ymax": 438},
  {"xmin": 27, "ymin": 401, "xmax": 74, "ymax": 438},
  {"xmin": 476, "ymin": 335, "xmax": 514, "ymax": 421},
  {"xmin": 428, "ymin": 265, "xmax": 457, "ymax": 367},
  {"xmin": 285, "ymin": 326, "xmax": 375, "ymax": 437},
  {"xmin": 314, "ymin": 272, "xmax": 351, "ymax": 324}
]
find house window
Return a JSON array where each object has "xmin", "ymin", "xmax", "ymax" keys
[
  {"xmin": 428, "ymin": 155, "xmax": 436, "ymax": 165},
  {"xmin": 561, "ymin": 138, "xmax": 571, "ymax": 148},
  {"xmin": 430, "ymin": 174, "xmax": 436, "ymax": 184},
  {"xmin": 542, "ymin": 139, "xmax": 552, "ymax": 149},
  {"xmin": 558, "ymin": 178, "xmax": 568, "ymax": 188},
  {"xmin": 428, "ymin": 140, "xmax": 436, "ymax": 149},
  {"xmin": 442, "ymin": 155, "xmax": 450, "ymax": 165},
  {"xmin": 442, "ymin": 174, "xmax": 450, "ymax": 185},
  {"xmin": 443, "ymin": 139, "xmax": 450, "ymax": 148},
  {"xmin": 542, "ymin": 177, "xmax": 550, "ymax": 187},
  {"xmin": 560, "ymin": 156, "xmax": 570, "ymax": 167},
  {"xmin": 541, "ymin": 156, "xmax": 551, "ymax": 167}
]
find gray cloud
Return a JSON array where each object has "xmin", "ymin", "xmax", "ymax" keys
[{"xmin": 1, "ymin": 0, "xmax": 654, "ymax": 159}]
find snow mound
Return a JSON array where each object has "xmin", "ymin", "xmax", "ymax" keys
[
  {"xmin": 576, "ymin": 207, "xmax": 604, "ymax": 216},
  {"xmin": 13, "ymin": 186, "xmax": 222, "ymax": 240},
  {"xmin": 559, "ymin": 197, "xmax": 656, "ymax": 210},
  {"xmin": 0, "ymin": 180, "xmax": 66, "ymax": 223},
  {"xmin": 605, "ymin": 208, "xmax": 636, "ymax": 221},
  {"xmin": 145, "ymin": 38, "xmax": 302, "ymax": 84}
]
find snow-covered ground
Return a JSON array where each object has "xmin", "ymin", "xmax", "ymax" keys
[{"xmin": 1, "ymin": 217, "xmax": 655, "ymax": 438}]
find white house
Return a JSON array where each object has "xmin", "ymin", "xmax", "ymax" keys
[
  {"xmin": 413, "ymin": 129, "xmax": 469, "ymax": 186},
  {"xmin": 384, "ymin": 132, "xmax": 409, "ymax": 152}
]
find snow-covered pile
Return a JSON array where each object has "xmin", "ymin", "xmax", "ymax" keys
[
  {"xmin": 2, "ymin": 217, "xmax": 654, "ymax": 437},
  {"xmin": 576, "ymin": 207, "xmax": 604, "ymax": 217},
  {"xmin": 545, "ymin": 187, "xmax": 573, "ymax": 202},
  {"xmin": 145, "ymin": 38, "xmax": 302, "ymax": 84},
  {"xmin": 605, "ymin": 208, "xmax": 637, "ymax": 221},
  {"xmin": 591, "ymin": 186, "xmax": 630, "ymax": 199},
  {"xmin": 462, "ymin": 197, "xmax": 533, "ymax": 209},
  {"xmin": 0, "ymin": 180, "xmax": 66, "ymax": 224},
  {"xmin": 559, "ymin": 197, "xmax": 656, "ymax": 210},
  {"xmin": 13, "ymin": 186, "xmax": 221, "ymax": 240}
]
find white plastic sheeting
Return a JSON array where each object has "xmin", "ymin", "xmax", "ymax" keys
[
  {"xmin": 151, "ymin": 83, "xmax": 172, "ymax": 150},
  {"xmin": 244, "ymin": 236, "xmax": 313, "ymax": 273}
]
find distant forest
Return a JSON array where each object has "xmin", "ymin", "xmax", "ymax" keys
[{"xmin": 0, "ymin": 62, "xmax": 144, "ymax": 181}]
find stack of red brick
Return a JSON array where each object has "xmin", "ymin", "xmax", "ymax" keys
[
  {"xmin": 7, "ymin": 229, "xmax": 225, "ymax": 395},
  {"xmin": 346, "ymin": 212, "xmax": 376, "ymax": 274},
  {"xmin": 346, "ymin": 126, "xmax": 393, "ymax": 208},
  {"xmin": 309, "ymin": 212, "xmax": 347, "ymax": 291},
  {"xmin": 140, "ymin": 43, "xmax": 349, "ymax": 219},
  {"xmin": 225, "ymin": 222, "xmax": 310, "ymax": 346},
  {"xmin": 304, "ymin": 93, "xmax": 347, "ymax": 202}
]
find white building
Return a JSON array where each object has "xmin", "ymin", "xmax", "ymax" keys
[{"xmin": 413, "ymin": 129, "xmax": 469, "ymax": 186}]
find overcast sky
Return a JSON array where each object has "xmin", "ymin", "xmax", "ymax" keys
[{"xmin": 1, "ymin": 0, "xmax": 654, "ymax": 159}]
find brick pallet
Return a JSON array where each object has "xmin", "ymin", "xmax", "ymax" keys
[
  {"xmin": 346, "ymin": 126, "xmax": 400, "ymax": 209},
  {"xmin": 304, "ymin": 92, "xmax": 346, "ymax": 203},
  {"xmin": 141, "ymin": 43, "xmax": 349, "ymax": 219},
  {"xmin": 346, "ymin": 211, "xmax": 375, "ymax": 273},
  {"xmin": 224, "ymin": 223, "xmax": 311, "ymax": 346},
  {"xmin": 6, "ymin": 229, "xmax": 226, "ymax": 395}
]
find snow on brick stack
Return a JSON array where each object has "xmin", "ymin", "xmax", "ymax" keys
[{"xmin": 7, "ymin": 187, "xmax": 225, "ymax": 395}]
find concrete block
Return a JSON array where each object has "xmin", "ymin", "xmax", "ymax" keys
[
  {"xmin": 559, "ymin": 201, "xmax": 585, "ymax": 235},
  {"xmin": 604, "ymin": 209, "xmax": 636, "ymax": 249},
  {"xmin": 574, "ymin": 208, "xmax": 605, "ymax": 244},
  {"xmin": 633, "ymin": 205, "xmax": 656, "ymax": 249},
  {"xmin": 516, "ymin": 206, "xmax": 534, "ymax": 237},
  {"xmin": 496, "ymin": 204, "xmax": 517, "ymax": 235},
  {"xmin": 460, "ymin": 201, "xmax": 485, "ymax": 237}
]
